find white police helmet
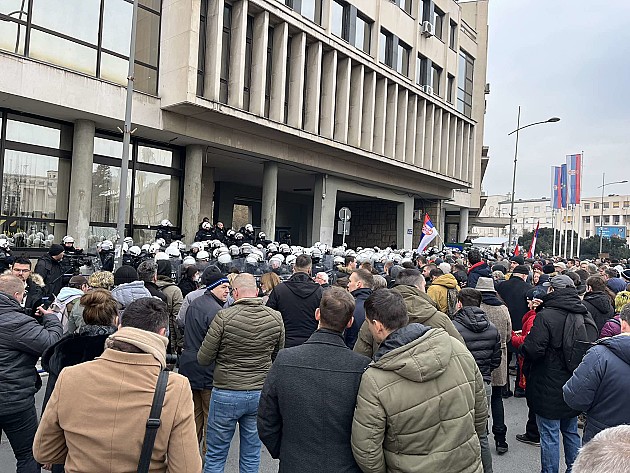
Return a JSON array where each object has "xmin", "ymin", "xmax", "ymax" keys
[{"xmin": 129, "ymin": 245, "xmax": 141, "ymax": 257}]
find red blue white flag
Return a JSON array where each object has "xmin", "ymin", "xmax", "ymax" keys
[
  {"xmin": 527, "ymin": 221, "xmax": 540, "ymax": 258},
  {"xmin": 417, "ymin": 214, "xmax": 439, "ymax": 253},
  {"xmin": 551, "ymin": 166, "xmax": 563, "ymax": 209},
  {"xmin": 566, "ymin": 154, "xmax": 582, "ymax": 205}
]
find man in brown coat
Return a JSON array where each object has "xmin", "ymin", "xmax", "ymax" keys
[{"xmin": 33, "ymin": 297, "xmax": 201, "ymax": 473}]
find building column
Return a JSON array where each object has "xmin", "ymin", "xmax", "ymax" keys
[
  {"xmin": 397, "ymin": 197, "xmax": 414, "ymax": 250},
  {"xmin": 67, "ymin": 120, "xmax": 95, "ymax": 249},
  {"xmin": 261, "ymin": 161, "xmax": 278, "ymax": 240},
  {"xmin": 459, "ymin": 207, "xmax": 470, "ymax": 242},
  {"xmin": 249, "ymin": 11, "xmax": 269, "ymax": 116},
  {"xmin": 228, "ymin": 0, "xmax": 248, "ymax": 108},
  {"xmin": 203, "ymin": 0, "xmax": 224, "ymax": 101},
  {"xmin": 182, "ymin": 145, "xmax": 204, "ymax": 245},
  {"xmin": 312, "ymin": 175, "xmax": 337, "ymax": 246}
]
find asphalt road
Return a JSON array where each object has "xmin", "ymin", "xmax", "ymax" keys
[{"xmin": 1, "ymin": 376, "xmax": 566, "ymax": 472}]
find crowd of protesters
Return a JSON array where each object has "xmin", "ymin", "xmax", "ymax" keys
[{"xmin": 1, "ymin": 233, "xmax": 630, "ymax": 473}]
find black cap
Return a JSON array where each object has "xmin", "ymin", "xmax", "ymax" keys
[
  {"xmin": 510, "ymin": 255, "xmax": 525, "ymax": 265},
  {"xmin": 512, "ymin": 265, "xmax": 530, "ymax": 275},
  {"xmin": 49, "ymin": 244, "xmax": 65, "ymax": 256}
]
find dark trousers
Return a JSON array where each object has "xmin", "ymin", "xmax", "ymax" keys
[
  {"xmin": 0, "ymin": 405, "xmax": 40, "ymax": 473},
  {"xmin": 491, "ymin": 386, "xmax": 507, "ymax": 442},
  {"xmin": 527, "ymin": 407, "xmax": 540, "ymax": 441}
]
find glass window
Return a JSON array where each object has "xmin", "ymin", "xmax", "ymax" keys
[
  {"xmin": 94, "ymin": 136, "xmax": 123, "ymax": 158},
  {"xmin": 31, "ymin": 0, "xmax": 100, "ymax": 44},
  {"xmin": 523, "ymin": 207, "xmax": 529, "ymax": 213},
  {"xmin": 584, "ymin": 203, "xmax": 590, "ymax": 210},
  {"xmin": 90, "ymin": 164, "xmax": 131, "ymax": 223},
  {"xmin": 102, "ymin": 0, "xmax": 133, "ymax": 56},
  {"xmin": 88, "ymin": 225, "xmax": 119, "ymax": 250},
  {"xmin": 624, "ymin": 201, "xmax": 630, "ymax": 208},
  {"xmin": 137, "ymin": 145, "xmax": 175, "ymax": 167},
  {"xmin": 134, "ymin": 62, "xmax": 158, "ymax": 95},
  {"xmin": 399, "ymin": 0, "xmax": 412, "ymax": 15},
  {"xmin": 197, "ymin": 0, "xmax": 207, "ymax": 96},
  {"xmin": 331, "ymin": 0, "xmax": 345, "ymax": 38},
  {"xmin": 0, "ymin": 19, "xmax": 26, "ymax": 55},
  {"xmin": 133, "ymin": 170, "xmax": 180, "ymax": 226},
  {"xmin": 301, "ymin": 0, "xmax": 322, "ymax": 25},
  {"xmin": 417, "ymin": 54, "xmax": 427, "ymax": 85},
  {"xmin": 6, "ymin": 117, "xmax": 61, "ymax": 149},
  {"xmin": 0, "ymin": 219, "xmax": 60, "ymax": 247},
  {"xmin": 613, "ymin": 215, "xmax": 620, "ymax": 224},
  {"xmin": 613, "ymin": 201, "xmax": 620, "ymax": 208},
  {"xmin": 355, "ymin": 14, "xmax": 371, "ymax": 54},
  {"xmin": 139, "ymin": 0, "xmax": 161, "ymax": 11},
  {"xmin": 220, "ymin": 4, "xmax": 232, "ymax": 104},
  {"xmin": 585, "ymin": 216, "xmax": 590, "ymax": 223},
  {"xmin": 594, "ymin": 216, "xmax": 600, "ymax": 224},
  {"xmin": 100, "ymin": 53, "xmax": 129, "ymax": 86},
  {"xmin": 449, "ymin": 20, "xmax": 457, "ymax": 49},
  {"xmin": 434, "ymin": 7, "xmax": 444, "ymax": 40},
  {"xmin": 457, "ymin": 50, "xmax": 474, "ymax": 117},
  {"xmin": 243, "ymin": 15, "xmax": 253, "ymax": 111},
  {"xmin": 29, "ymin": 29, "xmax": 97, "ymax": 76},
  {"xmin": 1, "ymin": 150, "xmax": 59, "ymax": 218},
  {"xmin": 379, "ymin": 29, "xmax": 393, "ymax": 68},
  {"xmin": 603, "ymin": 202, "xmax": 610, "ymax": 209},
  {"xmin": 593, "ymin": 202, "xmax": 600, "ymax": 209},
  {"xmin": 431, "ymin": 64, "xmax": 441, "ymax": 95},
  {"xmin": 534, "ymin": 206, "xmax": 541, "ymax": 212},
  {"xmin": 135, "ymin": 7, "xmax": 160, "ymax": 67},
  {"xmin": 447, "ymin": 74, "xmax": 454, "ymax": 102},
  {"xmin": 397, "ymin": 41, "xmax": 410, "ymax": 76}
]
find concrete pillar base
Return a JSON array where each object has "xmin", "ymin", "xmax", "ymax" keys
[
  {"xmin": 459, "ymin": 207, "xmax": 470, "ymax": 242},
  {"xmin": 312, "ymin": 175, "xmax": 337, "ymax": 246},
  {"xmin": 67, "ymin": 120, "xmax": 95, "ymax": 249},
  {"xmin": 261, "ymin": 161, "xmax": 278, "ymax": 239},
  {"xmin": 182, "ymin": 145, "xmax": 204, "ymax": 245}
]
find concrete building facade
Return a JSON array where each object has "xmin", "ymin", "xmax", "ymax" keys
[{"xmin": 0, "ymin": 0, "xmax": 490, "ymax": 254}]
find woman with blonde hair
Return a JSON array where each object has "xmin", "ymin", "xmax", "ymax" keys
[{"xmin": 260, "ymin": 271, "xmax": 281, "ymax": 304}]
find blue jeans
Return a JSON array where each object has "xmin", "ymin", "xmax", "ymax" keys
[
  {"xmin": 536, "ymin": 415, "xmax": 580, "ymax": 473},
  {"xmin": 204, "ymin": 388, "xmax": 262, "ymax": 473}
]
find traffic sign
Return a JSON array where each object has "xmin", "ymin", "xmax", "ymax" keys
[{"xmin": 338, "ymin": 207, "xmax": 351, "ymax": 221}]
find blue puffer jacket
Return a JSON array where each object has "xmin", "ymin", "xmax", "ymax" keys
[{"xmin": 563, "ymin": 334, "xmax": 630, "ymax": 443}]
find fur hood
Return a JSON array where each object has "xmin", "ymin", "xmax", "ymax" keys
[{"xmin": 30, "ymin": 273, "xmax": 45, "ymax": 287}]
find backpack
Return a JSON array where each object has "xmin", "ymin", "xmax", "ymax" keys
[
  {"xmin": 49, "ymin": 294, "xmax": 83, "ymax": 333},
  {"xmin": 446, "ymin": 287, "xmax": 459, "ymax": 318},
  {"xmin": 562, "ymin": 311, "xmax": 598, "ymax": 372}
]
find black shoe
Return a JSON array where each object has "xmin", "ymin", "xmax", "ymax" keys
[
  {"xmin": 496, "ymin": 441, "xmax": 509, "ymax": 455},
  {"xmin": 515, "ymin": 434, "xmax": 540, "ymax": 447},
  {"xmin": 502, "ymin": 389, "xmax": 513, "ymax": 399},
  {"xmin": 514, "ymin": 388, "xmax": 526, "ymax": 398}
]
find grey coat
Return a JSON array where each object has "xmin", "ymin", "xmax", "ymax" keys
[{"xmin": 481, "ymin": 295, "xmax": 512, "ymax": 387}]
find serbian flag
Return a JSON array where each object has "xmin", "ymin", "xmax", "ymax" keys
[
  {"xmin": 514, "ymin": 245, "xmax": 520, "ymax": 256},
  {"xmin": 527, "ymin": 221, "xmax": 540, "ymax": 258},
  {"xmin": 417, "ymin": 214, "xmax": 439, "ymax": 253},
  {"xmin": 551, "ymin": 166, "xmax": 563, "ymax": 209},
  {"xmin": 560, "ymin": 164, "xmax": 568, "ymax": 208},
  {"xmin": 566, "ymin": 154, "xmax": 582, "ymax": 205}
]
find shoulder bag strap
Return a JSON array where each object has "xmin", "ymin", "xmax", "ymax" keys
[{"xmin": 137, "ymin": 369, "xmax": 170, "ymax": 473}]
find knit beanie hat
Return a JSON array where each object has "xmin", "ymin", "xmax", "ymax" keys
[
  {"xmin": 156, "ymin": 260, "xmax": 172, "ymax": 278},
  {"xmin": 114, "ymin": 265, "xmax": 138, "ymax": 286},
  {"xmin": 202, "ymin": 265, "xmax": 229, "ymax": 290},
  {"xmin": 49, "ymin": 244, "xmax": 65, "ymax": 256}
]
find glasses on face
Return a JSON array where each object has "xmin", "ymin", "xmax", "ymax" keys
[{"xmin": 13, "ymin": 268, "xmax": 31, "ymax": 274}]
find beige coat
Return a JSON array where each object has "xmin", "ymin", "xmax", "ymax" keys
[
  {"xmin": 33, "ymin": 328, "xmax": 201, "ymax": 473},
  {"xmin": 480, "ymin": 301, "xmax": 512, "ymax": 387}
]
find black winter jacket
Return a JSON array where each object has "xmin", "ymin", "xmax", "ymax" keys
[
  {"xmin": 563, "ymin": 335, "xmax": 630, "ymax": 443},
  {"xmin": 258, "ymin": 329, "xmax": 371, "ymax": 473},
  {"xmin": 34, "ymin": 254, "xmax": 65, "ymax": 297},
  {"xmin": 267, "ymin": 272, "xmax": 323, "ymax": 348},
  {"xmin": 453, "ymin": 306, "xmax": 501, "ymax": 383},
  {"xmin": 467, "ymin": 262, "xmax": 492, "ymax": 289},
  {"xmin": 582, "ymin": 291, "xmax": 615, "ymax": 333},
  {"xmin": 41, "ymin": 325, "xmax": 116, "ymax": 410},
  {"xmin": 522, "ymin": 288, "xmax": 585, "ymax": 419},
  {"xmin": 0, "ymin": 292, "xmax": 62, "ymax": 415},
  {"xmin": 344, "ymin": 288, "xmax": 373, "ymax": 349},
  {"xmin": 496, "ymin": 276, "xmax": 531, "ymax": 331},
  {"xmin": 178, "ymin": 290, "xmax": 224, "ymax": 390}
]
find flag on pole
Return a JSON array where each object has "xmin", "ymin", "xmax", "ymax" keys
[
  {"xmin": 528, "ymin": 221, "xmax": 540, "ymax": 258},
  {"xmin": 566, "ymin": 154, "xmax": 582, "ymax": 205},
  {"xmin": 417, "ymin": 214, "xmax": 439, "ymax": 253},
  {"xmin": 551, "ymin": 166, "xmax": 563, "ymax": 209},
  {"xmin": 560, "ymin": 163, "xmax": 568, "ymax": 208},
  {"xmin": 513, "ymin": 245, "xmax": 520, "ymax": 256}
]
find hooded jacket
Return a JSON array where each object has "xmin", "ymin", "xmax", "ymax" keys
[
  {"xmin": 35, "ymin": 253, "xmax": 64, "ymax": 297},
  {"xmin": 111, "ymin": 281, "xmax": 152, "ymax": 312},
  {"xmin": 0, "ymin": 292, "xmax": 62, "ymax": 415},
  {"xmin": 563, "ymin": 334, "xmax": 630, "ymax": 443},
  {"xmin": 353, "ymin": 284, "xmax": 464, "ymax": 358},
  {"xmin": 33, "ymin": 327, "xmax": 201, "ymax": 473},
  {"xmin": 582, "ymin": 291, "xmax": 615, "ymax": 333},
  {"xmin": 25, "ymin": 273, "xmax": 46, "ymax": 314},
  {"xmin": 480, "ymin": 293, "xmax": 512, "ymax": 387},
  {"xmin": 522, "ymin": 288, "xmax": 587, "ymax": 419},
  {"xmin": 344, "ymin": 287, "xmax": 373, "ymax": 349},
  {"xmin": 467, "ymin": 262, "xmax": 492, "ymax": 289},
  {"xmin": 267, "ymin": 272, "xmax": 323, "ymax": 348},
  {"xmin": 351, "ymin": 324, "xmax": 486, "ymax": 473},
  {"xmin": 453, "ymin": 306, "xmax": 502, "ymax": 383},
  {"xmin": 427, "ymin": 273, "xmax": 459, "ymax": 314}
]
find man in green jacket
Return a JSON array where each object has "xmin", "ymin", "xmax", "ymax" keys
[
  {"xmin": 198, "ymin": 273, "xmax": 284, "ymax": 473},
  {"xmin": 353, "ymin": 269, "xmax": 464, "ymax": 358},
  {"xmin": 351, "ymin": 289, "xmax": 487, "ymax": 473}
]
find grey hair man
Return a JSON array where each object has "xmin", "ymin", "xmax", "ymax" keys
[{"xmin": 572, "ymin": 425, "xmax": 630, "ymax": 473}]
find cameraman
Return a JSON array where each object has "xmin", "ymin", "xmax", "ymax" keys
[
  {"xmin": 0, "ymin": 238, "xmax": 15, "ymax": 273},
  {"xmin": 35, "ymin": 244, "xmax": 65, "ymax": 298},
  {"xmin": 0, "ymin": 274, "xmax": 62, "ymax": 471},
  {"xmin": 60, "ymin": 236, "xmax": 84, "ymax": 283}
]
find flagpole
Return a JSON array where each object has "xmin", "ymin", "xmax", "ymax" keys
[
  {"xmin": 570, "ymin": 204, "xmax": 575, "ymax": 258},
  {"xmin": 576, "ymin": 151, "xmax": 584, "ymax": 259},
  {"xmin": 552, "ymin": 209, "xmax": 557, "ymax": 256},
  {"xmin": 563, "ymin": 206, "xmax": 569, "ymax": 259},
  {"xmin": 558, "ymin": 208, "xmax": 563, "ymax": 257}
]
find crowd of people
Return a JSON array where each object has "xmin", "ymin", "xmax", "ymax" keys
[{"xmin": 1, "ymin": 220, "xmax": 630, "ymax": 473}]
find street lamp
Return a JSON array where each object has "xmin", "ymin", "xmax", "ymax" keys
[
  {"xmin": 597, "ymin": 174, "xmax": 628, "ymax": 255},
  {"xmin": 506, "ymin": 107, "xmax": 560, "ymax": 252}
]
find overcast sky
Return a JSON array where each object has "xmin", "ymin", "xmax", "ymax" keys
[{"xmin": 482, "ymin": 0, "xmax": 630, "ymax": 202}]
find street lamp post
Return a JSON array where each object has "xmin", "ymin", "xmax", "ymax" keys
[
  {"xmin": 597, "ymin": 174, "xmax": 628, "ymax": 255},
  {"xmin": 507, "ymin": 107, "xmax": 560, "ymax": 253}
]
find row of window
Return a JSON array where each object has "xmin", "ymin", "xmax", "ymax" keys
[
  {"xmin": 584, "ymin": 216, "xmax": 627, "ymax": 225},
  {"xmin": 0, "ymin": 110, "xmax": 182, "ymax": 249},
  {"xmin": 0, "ymin": 0, "xmax": 161, "ymax": 95},
  {"xmin": 583, "ymin": 201, "xmax": 630, "ymax": 210}
]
